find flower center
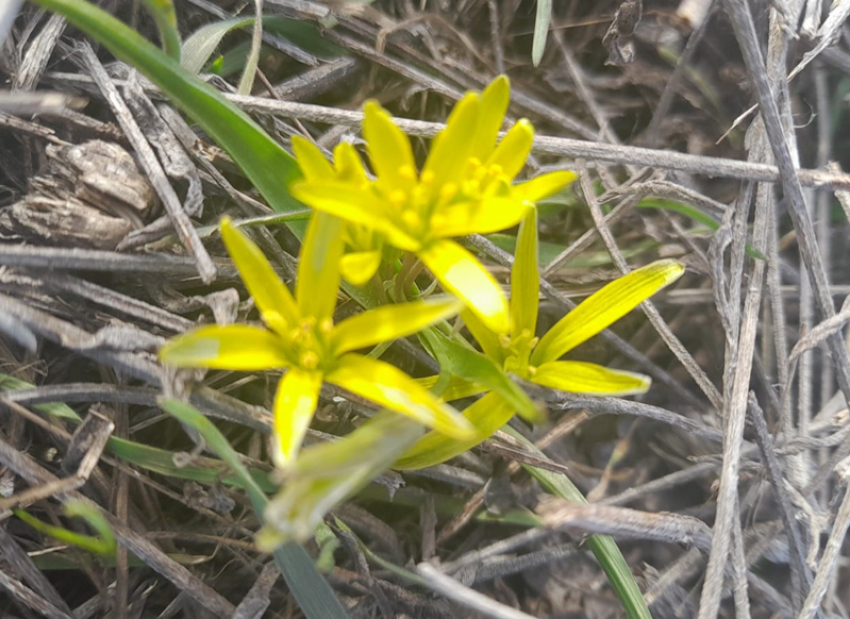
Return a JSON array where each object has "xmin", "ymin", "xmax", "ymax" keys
[
  {"xmin": 287, "ymin": 317, "xmax": 333, "ymax": 371},
  {"xmin": 499, "ymin": 329, "xmax": 538, "ymax": 379}
]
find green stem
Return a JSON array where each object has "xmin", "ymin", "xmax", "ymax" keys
[
  {"xmin": 140, "ymin": 0, "xmax": 181, "ymax": 61},
  {"xmin": 503, "ymin": 425, "xmax": 652, "ymax": 619}
]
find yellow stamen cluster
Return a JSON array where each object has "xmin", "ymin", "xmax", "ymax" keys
[{"xmin": 285, "ymin": 317, "xmax": 333, "ymax": 372}]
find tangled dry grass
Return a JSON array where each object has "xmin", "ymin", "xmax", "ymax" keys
[{"xmin": 2, "ymin": 0, "xmax": 850, "ymax": 617}]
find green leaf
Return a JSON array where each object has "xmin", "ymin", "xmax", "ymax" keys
[
  {"xmin": 15, "ymin": 500, "xmax": 116, "ymax": 556},
  {"xmin": 532, "ymin": 0, "xmax": 552, "ymax": 66},
  {"xmin": 237, "ymin": 2, "xmax": 262, "ymax": 95},
  {"xmin": 0, "ymin": 375, "xmax": 81, "ymax": 421},
  {"xmin": 34, "ymin": 0, "xmax": 303, "ymax": 215},
  {"xmin": 637, "ymin": 198, "xmax": 766, "ymax": 260},
  {"xmin": 140, "ymin": 0, "xmax": 181, "ymax": 61},
  {"xmin": 182, "ymin": 16, "xmax": 253, "ymax": 74},
  {"xmin": 159, "ymin": 398, "xmax": 349, "ymax": 619},
  {"xmin": 419, "ymin": 328, "xmax": 543, "ymax": 423},
  {"xmin": 502, "ymin": 426, "xmax": 651, "ymax": 619}
]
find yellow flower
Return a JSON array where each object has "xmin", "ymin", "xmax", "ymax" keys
[
  {"xmin": 291, "ymin": 137, "xmax": 386, "ymax": 286},
  {"xmin": 290, "ymin": 76, "xmax": 576, "ymax": 334},
  {"xmin": 394, "ymin": 208, "xmax": 685, "ymax": 470},
  {"xmin": 159, "ymin": 214, "xmax": 474, "ymax": 467}
]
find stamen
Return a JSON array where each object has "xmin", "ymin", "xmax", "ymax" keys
[
  {"xmin": 463, "ymin": 179, "xmax": 481, "ymax": 196},
  {"xmin": 390, "ymin": 190, "xmax": 407, "ymax": 208},
  {"xmin": 439, "ymin": 183, "xmax": 458, "ymax": 202},
  {"xmin": 402, "ymin": 210, "xmax": 421, "ymax": 229},
  {"xmin": 527, "ymin": 365, "xmax": 537, "ymax": 377},
  {"xmin": 300, "ymin": 351, "xmax": 320, "ymax": 370},
  {"xmin": 421, "ymin": 170, "xmax": 435, "ymax": 184},
  {"xmin": 398, "ymin": 165, "xmax": 416, "ymax": 181},
  {"xmin": 318, "ymin": 318, "xmax": 334, "ymax": 335}
]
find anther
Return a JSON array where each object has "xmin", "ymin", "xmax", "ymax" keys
[
  {"xmin": 439, "ymin": 183, "xmax": 458, "ymax": 202},
  {"xmin": 402, "ymin": 210, "xmax": 421, "ymax": 229},
  {"xmin": 300, "ymin": 351, "xmax": 319, "ymax": 370},
  {"xmin": 399, "ymin": 165, "xmax": 416, "ymax": 181},
  {"xmin": 390, "ymin": 190, "xmax": 407, "ymax": 207}
]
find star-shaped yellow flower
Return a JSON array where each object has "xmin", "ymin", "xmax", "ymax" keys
[
  {"xmin": 290, "ymin": 76, "xmax": 576, "ymax": 334},
  {"xmin": 395, "ymin": 208, "xmax": 685, "ymax": 469},
  {"xmin": 160, "ymin": 214, "xmax": 474, "ymax": 467}
]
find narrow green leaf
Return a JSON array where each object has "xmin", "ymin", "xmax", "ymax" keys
[
  {"xmin": 419, "ymin": 328, "xmax": 543, "ymax": 423},
  {"xmin": 159, "ymin": 398, "xmax": 349, "ymax": 619},
  {"xmin": 0, "ymin": 374, "xmax": 81, "ymax": 421},
  {"xmin": 182, "ymin": 17, "xmax": 255, "ymax": 74},
  {"xmin": 15, "ymin": 501, "xmax": 117, "ymax": 556},
  {"xmin": 34, "ymin": 0, "xmax": 302, "ymax": 215},
  {"xmin": 502, "ymin": 426, "xmax": 651, "ymax": 619},
  {"xmin": 532, "ymin": 0, "xmax": 552, "ymax": 67},
  {"xmin": 637, "ymin": 198, "xmax": 766, "ymax": 260},
  {"xmin": 140, "ymin": 0, "xmax": 181, "ymax": 61},
  {"xmin": 237, "ymin": 1, "xmax": 262, "ymax": 95}
]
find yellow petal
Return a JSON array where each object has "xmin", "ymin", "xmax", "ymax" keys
[
  {"xmin": 327, "ymin": 354, "xmax": 476, "ymax": 440},
  {"xmin": 333, "ymin": 298, "xmax": 461, "ymax": 355},
  {"xmin": 418, "ymin": 239, "xmax": 509, "ymax": 335},
  {"xmin": 422, "ymin": 92, "xmax": 480, "ymax": 190},
  {"xmin": 159, "ymin": 325, "xmax": 289, "ymax": 370},
  {"xmin": 532, "ymin": 361, "xmax": 650, "ymax": 396},
  {"xmin": 434, "ymin": 196, "xmax": 529, "ymax": 237},
  {"xmin": 290, "ymin": 180, "xmax": 420, "ymax": 251},
  {"xmin": 487, "ymin": 119, "xmax": 534, "ymax": 180},
  {"xmin": 333, "ymin": 142, "xmax": 369, "ymax": 185},
  {"xmin": 291, "ymin": 135, "xmax": 334, "ymax": 181},
  {"xmin": 515, "ymin": 170, "xmax": 577, "ymax": 203},
  {"xmin": 271, "ymin": 369, "xmax": 323, "ymax": 468},
  {"xmin": 220, "ymin": 218, "xmax": 299, "ymax": 334},
  {"xmin": 363, "ymin": 101, "xmax": 416, "ymax": 190},
  {"xmin": 340, "ymin": 250, "xmax": 382, "ymax": 286},
  {"xmin": 531, "ymin": 260, "xmax": 685, "ymax": 365},
  {"xmin": 469, "ymin": 76, "xmax": 510, "ymax": 162},
  {"xmin": 511, "ymin": 208, "xmax": 540, "ymax": 338},
  {"xmin": 393, "ymin": 392, "xmax": 513, "ymax": 470},
  {"xmin": 416, "ymin": 373, "xmax": 488, "ymax": 401},
  {"xmin": 295, "ymin": 212, "xmax": 345, "ymax": 322}
]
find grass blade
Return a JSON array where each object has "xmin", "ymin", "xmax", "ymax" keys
[
  {"xmin": 502, "ymin": 426, "xmax": 651, "ymax": 619},
  {"xmin": 237, "ymin": 0, "xmax": 263, "ymax": 95},
  {"xmin": 140, "ymin": 0, "xmax": 181, "ymax": 61},
  {"xmin": 532, "ymin": 0, "xmax": 552, "ymax": 66},
  {"xmin": 182, "ymin": 16, "xmax": 255, "ymax": 74}
]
